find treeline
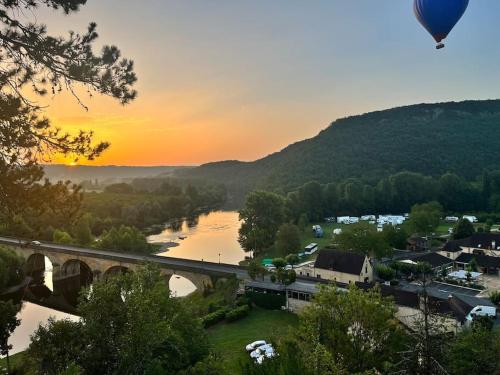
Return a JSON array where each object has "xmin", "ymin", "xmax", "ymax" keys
[
  {"xmin": 82, "ymin": 180, "xmax": 227, "ymax": 233},
  {"xmin": 0, "ymin": 178, "xmax": 226, "ymax": 254},
  {"xmin": 284, "ymin": 170, "xmax": 500, "ymax": 222}
]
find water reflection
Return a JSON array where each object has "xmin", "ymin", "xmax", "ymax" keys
[
  {"xmin": 148, "ymin": 211, "xmax": 247, "ymax": 265},
  {"xmin": 3, "ymin": 211, "xmax": 246, "ymax": 356}
]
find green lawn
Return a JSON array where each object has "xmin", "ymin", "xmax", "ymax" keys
[{"xmin": 208, "ymin": 307, "xmax": 299, "ymax": 372}]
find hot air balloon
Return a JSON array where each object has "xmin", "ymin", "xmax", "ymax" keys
[{"xmin": 414, "ymin": 0, "xmax": 469, "ymax": 49}]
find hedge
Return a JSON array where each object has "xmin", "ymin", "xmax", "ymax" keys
[
  {"xmin": 201, "ymin": 308, "xmax": 227, "ymax": 328},
  {"xmin": 246, "ymin": 291, "xmax": 286, "ymax": 310},
  {"xmin": 226, "ymin": 305, "xmax": 250, "ymax": 322}
]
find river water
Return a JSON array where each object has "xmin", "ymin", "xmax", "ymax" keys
[{"xmin": 5, "ymin": 211, "xmax": 245, "ymax": 356}]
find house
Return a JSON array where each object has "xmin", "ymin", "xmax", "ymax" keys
[
  {"xmin": 438, "ymin": 233, "xmax": 500, "ymax": 260},
  {"xmin": 454, "ymin": 253, "xmax": 500, "ymax": 276},
  {"xmin": 312, "ymin": 248, "xmax": 373, "ymax": 284},
  {"xmin": 406, "ymin": 252, "xmax": 454, "ymax": 275}
]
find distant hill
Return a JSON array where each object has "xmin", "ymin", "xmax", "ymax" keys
[
  {"xmin": 176, "ymin": 99, "xmax": 500, "ymax": 198},
  {"xmin": 44, "ymin": 165, "xmax": 192, "ymax": 184}
]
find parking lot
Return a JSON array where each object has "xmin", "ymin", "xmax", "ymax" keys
[{"xmin": 429, "ymin": 282, "xmax": 480, "ymax": 297}]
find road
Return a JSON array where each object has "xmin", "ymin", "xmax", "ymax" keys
[{"xmin": 0, "ymin": 236, "xmax": 250, "ymax": 279}]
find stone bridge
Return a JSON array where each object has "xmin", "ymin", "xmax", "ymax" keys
[{"xmin": 0, "ymin": 237, "xmax": 248, "ymax": 293}]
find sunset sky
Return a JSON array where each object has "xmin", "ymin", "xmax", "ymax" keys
[{"xmin": 36, "ymin": 0, "xmax": 500, "ymax": 166}]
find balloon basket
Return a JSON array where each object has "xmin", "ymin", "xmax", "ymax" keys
[{"xmin": 436, "ymin": 43, "xmax": 445, "ymax": 50}]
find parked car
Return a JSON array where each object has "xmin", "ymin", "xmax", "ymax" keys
[
  {"xmin": 246, "ymin": 340, "xmax": 267, "ymax": 352},
  {"xmin": 466, "ymin": 306, "xmax": 497, "ymax": 322}
]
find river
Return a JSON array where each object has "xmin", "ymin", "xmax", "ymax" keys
[{"xmin": 5, "ymin": 210, "xmax": 245, "ymax": 356}]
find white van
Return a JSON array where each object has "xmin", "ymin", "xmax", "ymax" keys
[{"xmin": 465, "ymin": 306, "xmax": 496, "ymax": 323}]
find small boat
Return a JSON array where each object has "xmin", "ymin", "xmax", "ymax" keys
[{"xmin": 178, "ymin": 235, "xmax": 187, "ymax": 240}]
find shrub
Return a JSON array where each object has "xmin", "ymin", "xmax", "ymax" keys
[
  {"xmin": 236, "ymin": 296, "xmax": 252, "ymax": 308},
  {"xmin": 226, "ymin": 305, "xmax": 250, "ymax": 322},
  {"xmin": 376, "ymin": 264, "xmax": 396, "ymax": 281},
  {"xmin": 490, "ymin": 290, "xmax": 500, "ymax": 306},
  {"xmin": 201, "ymin": 308, "xmax": 226, "ymax": 328}
]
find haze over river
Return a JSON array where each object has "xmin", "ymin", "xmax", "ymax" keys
[{"xmin": 7, "ymin": 211, "xmax": 245, "ymax": 356}]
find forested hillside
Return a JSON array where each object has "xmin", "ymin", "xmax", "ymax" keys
[{"xmin": 177, "ymin": 100, "xmax": 500, "ymax": 199}]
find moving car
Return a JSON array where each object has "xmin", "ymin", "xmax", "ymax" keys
[{"xmin": 31, "ymin": 240, "xmax": 41, "ymax": 246}]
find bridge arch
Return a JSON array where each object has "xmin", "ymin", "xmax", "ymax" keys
[
  {"xmin": 103, "ymin": 265, "xmax": 131, "ymax": 280},
  {"xmin": 60, "ymin": 259, "xmax": 93, "ymax": 286},
  {"xmin": 24, "ymin": 253, "xmax": 48, "ymax": 277}
]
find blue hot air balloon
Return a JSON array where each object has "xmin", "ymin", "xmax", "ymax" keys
[{"xmin": 414, "ymin": 0, "xmax": 469, "ymax": 49}]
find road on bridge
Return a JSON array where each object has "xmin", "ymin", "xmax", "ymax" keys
[{"xmin": 0, "ymin": 237, "xmax": 250, "ymax": 280}]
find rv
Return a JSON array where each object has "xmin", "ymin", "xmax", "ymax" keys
[
  {"xmin": 337, "ymin": 216, "xmax": 351, "ymax": 224},
  {"xmin": 304, "ymin": 243, "xmax": 318, "ymax": 255},
  {"xmin": 463, "ymin": 215, "xmax": 478, "ymax": 223}
]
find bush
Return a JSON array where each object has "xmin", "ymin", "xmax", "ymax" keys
[
  {"xmin": 376, "ymin": 264, "xmax": 396, "ymax": 281},
  {"xmin": 201, "ymin": 308, "xmax": 226, "ymax": 328},
  {"xmin": 226, "ymin": 305, "xmax": 250, "ymax": 322},
  {"xmin": 236, "ymin": 296, "xmax": 252, "ymax": 308},
  {"xmin": 490, "ymin": 290, "xmax": 500, "ymax": 306}
]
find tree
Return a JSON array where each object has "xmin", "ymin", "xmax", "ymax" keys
[
  {"xmin": 53, "ymin": 229, "xmax": 74, "ymax": 245},
  {"xmin": 238, "ymin": 191, "xmax": 285, "ymax": 255},
  {"xmin": 396, "ymin": 263, "xmax": 449, "ymax": 375},
  {"xmin": 336, "ymin": 222, "xmax": 392, "ymax": 259},
  {"xmin": 0, "ymin": 0, "xmax": 136, "ymax": 239},
  {"xmin": 382, "ymin": 225, "xmax": 408, "ymax": 250},
  {"xmin": 0, "ymin": 300, "xmax": 21, "ymax": 374},
  {"xmin": 375, "ymin": 264, "xmax": 396, "ymax": 282},
  {"xmin": 0, "ymin": 246, "xmax": 25, "ymax": 292},
  {"xmin": 297, "ymin": 284, "xmax": 404, "ymax": 373},
  {"xmin": 29, "ymin": 266, "xmax": 210, "ymax": 375},
  {"xmin": 72, "ymin": 214, "xmax": 94, "ymax": 246},
  {"xmin": 248, "ymin": 259, "xmax": 266, "ymax": 280},
  {"xmin": 446, "ymin": 326, "xmax": 500, "ymax": 375},
  {"xmin": 406, "ymin": 201, "xmax": 443, "ymax": 235},
  {"xmin": 99, "ymin": 225, "xmax": 151, "ymax": 254},
  {"xmin": 453, "ymin": 218, "xmax": 475, "ymax": 240},
  {"xmin": 272, "ymin": 258, "xmax": 287, "ymax": 269},
  {"xmin": 285, "ymin": 253, "xmax": 300, "ymax": 267},
  {"xmin": 29, "ymin": 318, "xmax": 85, "ymax": 375},
  {"xmin": 275, "ymin": 223, "xmax": 301, "ymax": 256}
]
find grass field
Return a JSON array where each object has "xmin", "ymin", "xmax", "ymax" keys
[{"xmin": 208, "ymin": 307, "xmax": 299, "ymax": 372}]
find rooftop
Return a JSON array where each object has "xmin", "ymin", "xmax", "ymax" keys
[{"xmin": 314, "ymin": 248, "xmax": 367, "ymax": 275}]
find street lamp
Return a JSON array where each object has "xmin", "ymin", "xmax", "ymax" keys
[{"xmin": 218, "ymin": 253, "xmax": 221, "ymax": 264}]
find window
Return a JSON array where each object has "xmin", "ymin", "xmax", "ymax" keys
[
  {"xmin": 316, "ymin": 274, "xmax": 321, "ymax": 279},
  {"xmin": 447, "ymin": 252, "xmax": 450, "ymax": 258},
  {"xmin": 365, "ymin": 266, "xmax": 368, "ymax": 274}
]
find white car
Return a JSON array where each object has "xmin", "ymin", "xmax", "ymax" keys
[
  {"xmin": 31, "ymin": 240, "xmax": 41, "ymax": 246},
  {"xmin": 245, "ymin": 340, "xmax": 267, "ymax": 352}
]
